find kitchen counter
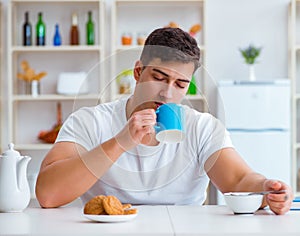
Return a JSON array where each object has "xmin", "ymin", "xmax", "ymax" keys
[{"xmin": 0, "ymin": 200, "xmax": 299, "ymax": 236}]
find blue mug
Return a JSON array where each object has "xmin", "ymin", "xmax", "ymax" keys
[{"xmin": 155, "ymin": 103, "xmax": 185, "ymax": 143}]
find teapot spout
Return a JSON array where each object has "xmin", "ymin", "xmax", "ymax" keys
[{"xmin": 17, "ymin": 156, "xmax": 31, "ymax": 191}]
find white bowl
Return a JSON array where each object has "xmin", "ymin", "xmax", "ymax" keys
[{"xmin": 224, "ymin": 192, "xmax": 263, "ymax": 214}]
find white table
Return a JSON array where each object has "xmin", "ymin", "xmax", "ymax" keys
[
  {"xmin": 0, "ymin": 200, "xmax": 299, "ymax": 236},
  {"xmin": 168, "ymin": 205, "xmax": 300, "ymax": 236}
]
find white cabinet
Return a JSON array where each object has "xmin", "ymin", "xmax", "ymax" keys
[
  {"xmin": 7, "ymin": 0, "xmax": 105, "ymax": 151},
  {"xmin": 289, "ymin": 0, "xmax": 300, "ymax": 195},
  {"xmin": 111, "ymin": 0, "xmax": 207, "ymax": 111},
  {"xmin": 0, "ymin": 2, "xmax": 2, "ymax": 153}
]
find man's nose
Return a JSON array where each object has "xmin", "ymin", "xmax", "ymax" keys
[{"xmin": 159, "ymin": 85, "xmax": 173, "ymax": 99}]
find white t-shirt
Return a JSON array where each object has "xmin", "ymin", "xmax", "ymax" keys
[{"xmin": 56, "ymin": 97, "xmax": 233, "ymax": 205}]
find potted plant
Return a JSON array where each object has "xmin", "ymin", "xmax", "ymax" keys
[
  {"xmin": 17, "ymin": 60, "xmax": 47, "ymax": 96},
  {"xmin": 239, "ymin": 44, "xmax": 262, "ymax": 81}
]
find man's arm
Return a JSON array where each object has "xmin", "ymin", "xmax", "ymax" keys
[
  {"xmin": 36, "ymin": 138, "xmax": 124, "ymax": 208},
  {"xmin": 36, "ymin": 108, "xmax": 157, "ymax": 208},
  {"xmin": 205, "ymin": 147, "xmax": 293, "ymax": 215}
]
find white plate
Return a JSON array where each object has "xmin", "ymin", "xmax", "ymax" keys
[{"xmin": 83, "ymin": 213, "xmax": 138, "ymax": 223}]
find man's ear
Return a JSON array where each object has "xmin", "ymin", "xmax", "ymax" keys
[{"xmin": 133, "ymin": 61, "xmax": 143, "ymax": 82}]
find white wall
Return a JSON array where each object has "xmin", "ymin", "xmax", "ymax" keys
[{"xmin": 206, "ymin": 0, "xmax": 290, "ymax": 80}]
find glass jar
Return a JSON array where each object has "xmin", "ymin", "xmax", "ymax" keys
[
  {"xmin": 121, "ymin": 32, "xmax": 133, "ymax": 46},
  {"xmin": 117, "ymin": 69, "xmax": 134, "ymax": 94},
  {"xmin": 137, "ymin": 32, "xmax": 147, "ymax": 45}
]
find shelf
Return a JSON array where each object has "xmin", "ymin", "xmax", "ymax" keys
[
  {"xmin": 115, "ymin": 0, "xmax": 203, "ymax": 3},
  {"xmin": 12, "ymin": 46, "xmax": 102, "ymax": 53},
  {"xmin": 294, "ymin": 45, "xmax": 300, "ymax": 51},
  {"xmin": 13, "ymin": 94, "xmax": 101, "ymax": 101},
  {"xmin": 115, "ymin": 0, "xmax": 204, "ymax": 4},
  {"xmin": 185, "ymin": 94, "xmax": 205, "ymax": 101},
  {"xmin": 14, "ymin": 143, "xmax": 53, "ymax": 150},
  {"xmin": 112, "ymin": 94, "xmax": 205, "ymax": 102},
  {"xmin": 296, "ymin": 94, "xmax": 300, "ymax": 100},
  {"xmin": 11, "ymin": 0, "xmax": 100, "ymax": 2},
  {"xmin": 115, "ymin": 45, "xmax": 143, "ymax": 51},
  {"xmin": 115, "ymin": 45, "xmax": 206, "ymax": 52},
  {"xmin": 199, "ymin": 45, "xmax": 206, "ymax": 51},
  {"xmin": 296, "ymin": 143, "xmax": 300, "ymax": 149}
]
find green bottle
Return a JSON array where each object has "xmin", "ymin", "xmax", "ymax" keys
[
  {"xmin": 86, "ymin": 11, "xmax": 95, "ymax": 45},
  {"xmin": 36, "ymin": 12, "xmax": 46, "ymax": 46},
  {"xmin": 187, "ymin": 75, "xmax": 197, "ymax": 95}
]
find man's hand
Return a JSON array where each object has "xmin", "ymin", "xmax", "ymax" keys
[
  {"xmin": 115, "ymin": 109, "xmax": 156, "ymax": 151},
  {"xmin": 263, "ymin": 179, "xmax": 293, "ymax": 215}
]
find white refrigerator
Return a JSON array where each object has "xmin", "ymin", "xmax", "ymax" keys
[{"xmin": 216, "ymin": 80, "xmax": 291, "ymax": 204}]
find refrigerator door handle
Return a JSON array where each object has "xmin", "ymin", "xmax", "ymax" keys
[{"xmin": 228, "ymin": 128, "xmax": 288, "ymax": 132}]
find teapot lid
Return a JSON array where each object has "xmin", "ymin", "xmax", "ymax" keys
[{"xmin": 2, "ymin": 143, "xmax": 21, "ymax": 157}]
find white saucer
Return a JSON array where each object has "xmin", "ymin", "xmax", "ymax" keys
[{"xmin": 83, "ymin": 213, "xmax": 138, "ymax": 223}]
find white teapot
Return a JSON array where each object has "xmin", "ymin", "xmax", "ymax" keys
[{"xmin": 0, "ymin": 143, "xmax": 31, "ymax": 212}]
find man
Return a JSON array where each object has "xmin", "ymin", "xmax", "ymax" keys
[{"xmin": 36, "ymin": 27, "xmax": 292, "ymax": 214}]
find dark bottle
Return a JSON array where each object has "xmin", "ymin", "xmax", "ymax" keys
[
  {"xmin": 53, "ymin": 24, "xmax": 62, "ymax": 46},
  {"xmin": 86, "ymin": 11, "xmax": 94, "ymax": 45},
  {"xmin": 70, "ymin": 13, "xmax": 79, "ymax": 45},
  {"xmin": 36, "ymin": 12, "xmax": 46, "ymax": 46},
  {"xmin": 23, "ymin": 11, "xmax": 32, "ymax": 46}
]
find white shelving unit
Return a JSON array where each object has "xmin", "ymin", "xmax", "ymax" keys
[
  {"xmin": 289, "ymin": 0, "xmax": 300, "ymax": 195},
  {"xmin": 111, "ymin": 0, "xmax": 207, "ymax": 112},
  {"xmin": 7, "ymin": 0, "xmax": 105, "ymax": 151}
]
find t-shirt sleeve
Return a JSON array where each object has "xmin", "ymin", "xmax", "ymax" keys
[
  {"xmin": 55, "ymin": 107, "xmax": 97, "ymax": 151},
  {"xmin": 200, "ymin": 115, "xmax": 233, "ymax": 159},
  {"xmin": 193, "ymin": 113, "xmax": 234, "ymax": 174}
]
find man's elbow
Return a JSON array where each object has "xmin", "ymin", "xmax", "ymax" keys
[
  {"xmin": 35, "ymin": 188, "xmax": 58, "ymax": 208},
  {"xmin": 35, "ymin": 180, "xmax": 62, "ymax": 208}
]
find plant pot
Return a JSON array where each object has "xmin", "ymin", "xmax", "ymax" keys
[
  {"xmin": 25, "ymin": 80, "xmax": 40, "ymax": 97},
  {"xmin": 249, "ymin": 65, "xmax": 256, "ymax": 82}
]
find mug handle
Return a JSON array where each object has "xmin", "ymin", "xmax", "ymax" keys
[{"xmin": 154, "ymin": 109, "xmax": 161, "ymax": 133}]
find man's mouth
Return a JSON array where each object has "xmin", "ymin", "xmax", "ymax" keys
[{"xmin": 154, "ymin": 102, "xmax": 164, "ymax": 109}]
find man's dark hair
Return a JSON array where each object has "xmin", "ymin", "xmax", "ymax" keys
[{"xmin": 140, "ymin": 27, "xmax": 201, "ymax": 72}]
